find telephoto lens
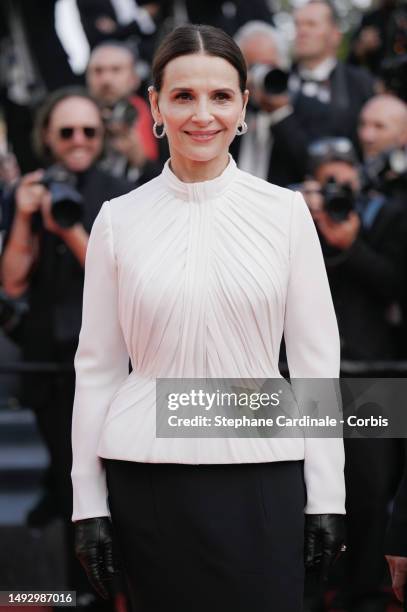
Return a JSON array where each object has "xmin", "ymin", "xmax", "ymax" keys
[{"xmin": 249, "ymin": 64, "xmax": 290, "ymax": 96}]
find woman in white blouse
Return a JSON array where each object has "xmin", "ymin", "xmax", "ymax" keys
[{"xmin": 72, "ymin": 24, "xmax": 346, "ymax": 612}]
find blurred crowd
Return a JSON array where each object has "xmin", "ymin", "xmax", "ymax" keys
[{"xmin": 0, "ymin": 0, "xmax": 406, "ymax": 611}]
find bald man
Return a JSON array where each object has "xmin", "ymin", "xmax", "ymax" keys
[
  {"xmin": 358, "ymin": 94, "xmax": 407, "ymax": 160},
  {"xmin": 358, "ymin": 93, "xmax": 407, "ymax": 221}
]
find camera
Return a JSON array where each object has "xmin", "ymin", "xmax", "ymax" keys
[
  {"xmin": 360, "ymin": 147, "xmax": 407, "ymax": 192},
  {"xmin": 40, "ymin": 166, "xmax": 83, "ymax": 228},
  {"xmin": 103, "ymin": 99, "xmax": 138, "ymax": 129},
  {"xmin": 321, "ymin": 178, "xmax": 355, "ymax": 222},
  {"xmin": 291, "ymin": 177, "xmax": 356, "ymax": 222},
  {"xmin": 249, "ymin": 64, "xmax": 290, "ymax": 96}
]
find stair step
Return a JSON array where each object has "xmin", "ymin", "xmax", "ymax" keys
[
  {"xmin": 0, "ymin": 491, "xmax": 42, "ymax": 525},
  {"xmin": 0, "ymin": 443, "xmax": 49, "ymax": 490},
  {"xmin": 0, "ymin": 409, "xmax": 43, "ymax": 444}
]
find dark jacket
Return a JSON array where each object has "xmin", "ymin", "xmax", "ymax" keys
[
  {"xmin": 291, "ymin": 61, "xmax": 374, "ymax": 153},
  {"xmin": 0, "ymin": 0, "xmax": 76, "ymax": 91},
  {"xmin": 230, "ymin": 108, "xmax": 309, "ymax": 187},
  {"xmin": 386, "ymin": 441, "xmax": 407, "ymax": 556},
  {"xmin": 21, "ymin": 166, "xmax": 132, "ymax": 361},
  {"xmin": 321, "ymin": 197, "xmax": 406, "ymax": 360}
]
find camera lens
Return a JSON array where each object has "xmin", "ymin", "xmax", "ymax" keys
[
  {"xmin": 322, "ymin": 179, "xmax": 355, "ymax": 222},
  {"xmin": 250, "ymin": 64, "xmax": 289, "ymax": 96},
  {"xmin": 49, "ymin": 183, "xmax": 83, "ymax": 228}
]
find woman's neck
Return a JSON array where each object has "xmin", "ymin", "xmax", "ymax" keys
[{"xmin": 169, "ymin": 152, "xmax": 230, "ymax": 183}]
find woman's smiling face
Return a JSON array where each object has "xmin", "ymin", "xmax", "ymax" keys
[{"xmin": 149, "ymin": 53, "xmax": 248, "ymax": 170}]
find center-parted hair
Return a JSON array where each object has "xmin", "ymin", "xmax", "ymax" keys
[{"xmin": 152, "ymin": 24, "xmax": 247, "ymax": 94}]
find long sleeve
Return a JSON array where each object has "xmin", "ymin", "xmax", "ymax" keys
[
  {"xmin": 71, "ymin": 202, "xmax": 129, "ymax": 521},
  {"xmin": 284, "ymin": 192, "xmax": 345, "ymax": 514}
]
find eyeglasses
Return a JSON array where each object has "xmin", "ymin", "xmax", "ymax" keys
[{"xmin": 58, "ymin": 126, "xmax": 100, "ymax": 140}]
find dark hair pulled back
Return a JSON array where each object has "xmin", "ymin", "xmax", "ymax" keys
[{"xmin": 152, "ymin": 24, "xmax": 247, "ymax": 93}]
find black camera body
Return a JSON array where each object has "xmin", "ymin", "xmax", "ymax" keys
[
  {"xmin": 249, "ymin": 64, "xmax": 290, "ymax": 96},
  {"xmin": 103, "ymin": 99, "xmax": 139, "ymax": 128},
  {"xmin": 360, "ymin": 147, "xmax": 407, "ymax": 193},
  {"xmin": 321, "ymin": 178, "xmax": 355, "ymax": 222},
  {"xmin": 40, "ymin": 166, "xmax": 83, "ymax": 228}
]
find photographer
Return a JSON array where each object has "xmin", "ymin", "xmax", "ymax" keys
[
  {"xmin": 86, "ymin": 41, "xmax": 162, "ymax": 184},
  {"xmin": 232, "ymin": 21, "xmax": 309, "ymax": 186},
  {"xmin": 0, "ymin": 87, "xmax": 131, "ymax": 606},
  {"xmin": 302, "ymin": 137, "xmax": 406, "ymax": 611},
  {"xmin": 302, "ymin": 137, "xmax": 405, "ymax": 361}
]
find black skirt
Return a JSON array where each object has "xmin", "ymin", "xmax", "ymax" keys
[{"xmin": 105, "ymin": 459, "xmax": 306, "ymax": 612}]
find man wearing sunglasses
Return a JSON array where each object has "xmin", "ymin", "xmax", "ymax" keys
[{"xmin": 0, "ymin": 87, "xmax": 131, "ymax": 609}]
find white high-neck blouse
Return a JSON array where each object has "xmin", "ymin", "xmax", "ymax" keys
[{"xmin": 71, "ymin": 156, "xmax": 345, "ymax": 521}]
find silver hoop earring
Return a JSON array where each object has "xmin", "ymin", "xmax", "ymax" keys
[
  {"xmin": 153, "ymin": 122, "xmax": 166, "ymax": 139},
  {"xmin": 236, "ymin": 121, "xmax": 248, "ymax": 136}
]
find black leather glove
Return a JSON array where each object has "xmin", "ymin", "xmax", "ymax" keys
[
  {"xmin": 304, "ymin": 514, "xmax": 346, "ymax": 582},
  {"xmin": 74, "ymin": 517, "xmax": 121, "ymax": 600}
]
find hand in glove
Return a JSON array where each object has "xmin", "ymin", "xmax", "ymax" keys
[
  {"xmin": 74, "ymin": 517, "xmax": 121, "ymax": 600},
  {"xmin": 304, "ymin": 514, "xmax": 346, "ymax": 582}
]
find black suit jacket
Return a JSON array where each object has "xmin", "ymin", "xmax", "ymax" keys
[
  {"xmin": 185, "ymin": 0, "xmax": 273, "ymax": 36},
  {"xmin": 76, "ymin": 0, "xmax": 164, "ymax": 62},
  {"xmin": 291, "ymin": 61, "xmax": 374, "ymax": 152},
  {"xmin": 230, "ymin": 108, "xmax": 310, "ymax": 187},
  {"xmin": 77, "ymin": 0, "xmax": 143, "ymax": 48},
  {"xmin": 321, "ymin": 199, "xmax": 406, "ymax": 360},
  {"xmin": 0, "ymin": 0, "xmax": 75, "ymax": 91}
]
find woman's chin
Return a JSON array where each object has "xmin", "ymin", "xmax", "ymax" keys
[{"xmin": 183, "ymin": 146, "xmax": 226, "ymax": 164}]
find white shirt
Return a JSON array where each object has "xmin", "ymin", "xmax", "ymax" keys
[
  {"xmin": 238, "ymin": 106, "xmax": 294, "ymax": 180},
  {"xmin": 71, "ymin": 156, "xmax": 345, "ymax": 520},
  {"xmin": 297, "ymin": 57, "xmax": 337, "ymax": 84},
  {"xmin": 110, "ymin": 0, "xmax": 156, "ymax": 33},
  {"xmin": 290, "ymin": 57, "xmax": 338, "ymax": 104},
  {"xmin": 238, "ymin": 110, "xmax": 275, "ymax": 179}
]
